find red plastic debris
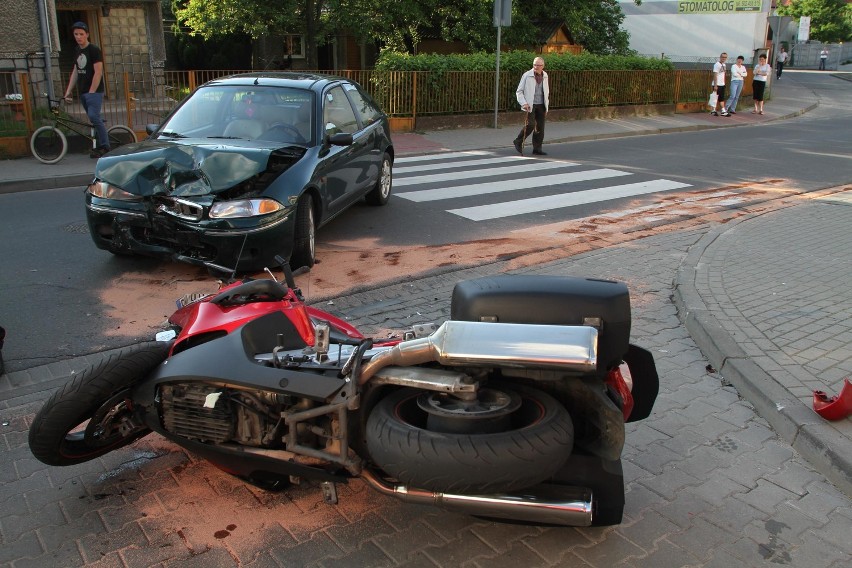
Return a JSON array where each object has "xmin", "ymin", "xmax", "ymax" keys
[{"xmin": 813, "ymin": 378, "xmax": 852, "ymax": 421}]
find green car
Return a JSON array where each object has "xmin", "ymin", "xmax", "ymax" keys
[{"xmin": 85, "ymin": 72, "xmax": 394, "ymax": 272}]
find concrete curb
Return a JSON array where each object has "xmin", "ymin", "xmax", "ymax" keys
[
  {"xmin": 0, "ymin": 173, "xmax": 92, "ymax": 194},
  {"xmin": 672, "ymin": 212, "xmax": 852, "ymax": 498}
]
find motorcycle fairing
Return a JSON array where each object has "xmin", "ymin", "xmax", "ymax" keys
[
  {"xmin": 136, "ymin": 312, "xmax": 347, "ymax": 406},
  {"xmin": 168, "ymin": 280, "xmax": 365, "ymax": 355},
  {"xmin": 170, "ymin": 286, "xmax": 315, "ymax": 353}
]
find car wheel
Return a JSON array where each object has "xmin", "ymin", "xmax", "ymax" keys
[
  {"xmin": 290, "ymin": 194, "xmax": 315, "ymax": 269},
  {"xmin": 365, "ymin": 152, "xmax": 392, "ymax": 206}
]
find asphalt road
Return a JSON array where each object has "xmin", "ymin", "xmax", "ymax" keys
[
  {"xmin": 1, "ymin": 72, "xmax": 850, "ymax": 373},
  {"xmin": 1, "ymin": 72, "xmax": 851, "ymax": 567}
]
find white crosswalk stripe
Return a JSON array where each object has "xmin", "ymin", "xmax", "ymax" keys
[
  {"xmin": 395, "ymin": 151, "xmax": 491, "ymax": 163},
  {"xmin": 395, "ymin": 160, "xmax": 581, "ymax": 187},
  {"xmin": 392, "ymin": 151, "xmax": 692, "ymax": 220},
  {"xmin": 397, "ymin": 168, "xmax": 629, "ymax": 202},
  {"xmin": 449, "ymin": 179, "xmax": 692, "ymax": 221},
  {"xmin": 395, "ymin": 155, "xmax": 540, "ymax": 175}
]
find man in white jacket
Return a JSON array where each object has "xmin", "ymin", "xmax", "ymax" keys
[{"xmin": 513, "ymin": 57, "xmax": 550, "ymax": 155}]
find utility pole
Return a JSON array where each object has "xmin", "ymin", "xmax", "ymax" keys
[{"xmin": 493, "ymin": 0, "xmax": 512, "ymax": 129}]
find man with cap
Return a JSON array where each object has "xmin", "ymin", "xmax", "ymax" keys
[{"xmin": 63, "ymin": 21, "xmax": 110, "ymax": 158}]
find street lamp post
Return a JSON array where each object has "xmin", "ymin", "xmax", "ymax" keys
[{"xmin": 493, "ymin": 0, "xmax": 512, "ymax": 129}]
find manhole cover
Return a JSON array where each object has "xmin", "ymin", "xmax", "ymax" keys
[{"xmin": 64, "ymin": 222, "xmax": 90, "ymax": 234}]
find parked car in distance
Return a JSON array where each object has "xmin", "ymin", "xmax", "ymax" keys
[{"xmin": 85, "ymin": 72, "xmax": 394, "ymax": 272}]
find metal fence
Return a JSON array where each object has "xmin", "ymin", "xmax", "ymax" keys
[
  {"xmin": 790, "ymin": 43, "xmax": 850, "ymax": 71},
  {"xmin": 3, "ymin": 68, "xmax": 721, "ymax": 140}
]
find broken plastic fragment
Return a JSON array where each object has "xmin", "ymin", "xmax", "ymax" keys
[
  {"xmin": 813, "ymin": 378, "xmax": 852, "ymax": 421},
  {"xmin": 204, "ymin": 392, "xmax": 223, "ymax": 409},
  {"xmin": 156, "ymin": 329, "xmax": 177, "ymax": 342}
]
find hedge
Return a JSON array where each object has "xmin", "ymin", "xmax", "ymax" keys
[{"xmin": 374, "ymin": 51, "xmax": 674, "ymax": 74}]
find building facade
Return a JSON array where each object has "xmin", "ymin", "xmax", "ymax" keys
[
  {"xmin": 1, "ymin": 0, "xmax": 166, "ymax": 106},
  {"xmin": 618, "ymin": 0, "xmax": 773, "ymax": 61}
]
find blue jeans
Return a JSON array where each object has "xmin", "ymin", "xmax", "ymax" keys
[
  {"xmin": 80, "ymin": 92, "xmax": 109, "ymax": 149},
  {"xmin": 726, "ymin": 81, "xmax": 743, "ymax": 113}
]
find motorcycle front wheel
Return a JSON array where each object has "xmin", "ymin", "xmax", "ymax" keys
[
  {"xmin": 366, "ymin": 382, "xmax": 574, "ymax": 494},
  {"xmin": 28, "ymin": 341, "xmax": 170, "ymax": 466}
]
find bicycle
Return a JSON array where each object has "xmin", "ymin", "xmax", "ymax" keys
[{"xmin": 29, "ymin": 98, "xmax": 138, "ymax": 165}]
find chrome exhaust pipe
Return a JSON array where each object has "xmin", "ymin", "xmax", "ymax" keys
[
  {"xmin": 361, "ymin": 470, "xmax": 593, "ymax": 527},
  {"xmin": 359, "ymin": 320, "xmax": 597, "ymax": 384}
]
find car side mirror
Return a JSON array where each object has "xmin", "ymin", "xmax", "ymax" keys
[
  {"xmin": 145, "ymin": 123, "xmax": 160, "ymax": 135},
  {"xmin": 327, "ymin": 132, "xmax": 353, "ymax": 146}
]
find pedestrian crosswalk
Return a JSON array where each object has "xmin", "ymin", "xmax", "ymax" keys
[{"xmin": 394, "ymin": 151, "xmax": 691, "ymax": 221}]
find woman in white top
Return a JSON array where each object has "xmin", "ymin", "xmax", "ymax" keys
[
  {"xmin": 722, "ymin": 55, "xmax": 748, "ymax": 116},
  {"xmin": 752, "ymin": 54, "xmax": 770, "ymax": 114}
]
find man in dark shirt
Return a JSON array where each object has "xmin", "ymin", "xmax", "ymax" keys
[{"xmin": 63, "ymin": 21, "xmax": 110, "ymax": 158}]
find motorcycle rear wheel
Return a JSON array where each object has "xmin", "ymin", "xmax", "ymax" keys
[
  {"xmin": 28, "ymin": 342, "xmax": 170, "ymax": 466},
  {"xmin": 366, "ymin": 382, "xmax": 574, "ymax": 494}
]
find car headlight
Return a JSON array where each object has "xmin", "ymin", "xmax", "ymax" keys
[
  {"xmin": 87, "ymin": 182, "xmax": 139, "ymax": 201},
  {"xmin": 209, "ymin": 198, "xmax": 284, "ymax": 219}
]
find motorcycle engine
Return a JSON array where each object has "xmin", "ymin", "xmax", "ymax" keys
[{"xmin": 159, "ymin": 382, "xmax": 291, "ymax": 447}]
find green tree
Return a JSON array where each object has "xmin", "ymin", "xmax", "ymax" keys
[
  {"xmin": 330, "ymin": 0, "xmax": 632, "ymax": 55},
  {"xmin": 173, "ymin": 0, "xmax": 634, "ymax": 64},
  {"xmin": 172, "ymin": 0, "xmax": 332, "ymax": 68},
  {"xmin": 778, "ymin": 0, "xmax": 852, "ymax": 43}
]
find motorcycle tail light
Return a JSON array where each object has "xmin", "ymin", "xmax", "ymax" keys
[{"xmin": 606, "ymin": 365, "xmax": 635, "ymax": 421}]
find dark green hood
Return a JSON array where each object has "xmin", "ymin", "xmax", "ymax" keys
[{"xmin": 94, "ymin": 139, "xmax": 280, "ymax": 196}]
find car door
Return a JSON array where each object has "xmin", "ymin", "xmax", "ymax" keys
[
  {"xmin": 318, "ymin": 84, "xmax": 370, "ymax": 215},
  {"xmin": 342, "ymin": 82, "xmax": 386, "ymax": 192}
]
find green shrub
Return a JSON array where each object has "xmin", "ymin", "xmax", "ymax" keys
[{"xmin": 375, "ymin": 51, "xmax": 673, "ymax": 74}]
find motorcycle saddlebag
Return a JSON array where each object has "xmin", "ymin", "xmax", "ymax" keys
[{"xmin": 450, "ymin": 275, "xmax": 630, "ymax": 375}]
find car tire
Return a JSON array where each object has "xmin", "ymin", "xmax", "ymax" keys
[
  {"xmin": 290, "ymin": 194, "xmax": 315, "ymax": 269},
  {"xmin": 365, "ymin": 152, "xmax": 392, "ymax": 206},
  {"xmin": 366, "ymin": 382, "xmax": 574, "ymax": 494}
]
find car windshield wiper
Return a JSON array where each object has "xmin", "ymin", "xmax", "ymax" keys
[
  {"xmin": 158, "ymin": 131, "xmax": 186, "ymax": 138},
  {"xmin": 207, "ymin": 136, "xmax": 242, "ymax": 139}
]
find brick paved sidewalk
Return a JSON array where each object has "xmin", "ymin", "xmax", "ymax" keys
[
  {"xmin": 674, "ymin": 189, "xmax": 852, "ymax": 498},
  {"xmin": 2, "ymin": 217, "xmax": 851, "ymax": 567}
]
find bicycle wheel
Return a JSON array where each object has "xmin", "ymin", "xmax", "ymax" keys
[
  {"xmin": 30, "ymin": 126, "xmax": 68, "ymax": 165},
  {"xmin": 107, "ymin": 125, "xmax": 137, "ymax": 149}
]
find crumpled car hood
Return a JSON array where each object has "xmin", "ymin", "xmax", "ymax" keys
[{"xmin": 94, "ymin": 139, "xmax": 290, "ymax": 196}]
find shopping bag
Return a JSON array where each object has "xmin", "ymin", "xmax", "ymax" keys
[{"xmin": 707, "ymin": 91, "xmax": 719, "ymax": 110}]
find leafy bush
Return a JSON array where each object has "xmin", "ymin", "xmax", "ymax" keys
[{"xmin": 375, "ymin": 51, "xmax": 673, "ymax": 74}]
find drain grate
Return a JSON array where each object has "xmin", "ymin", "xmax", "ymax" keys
[{"xmin": 63, "ymin": 222, "xmax": 90, "ymax": 234}]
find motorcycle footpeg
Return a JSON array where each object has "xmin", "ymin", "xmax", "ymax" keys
[{"xmin": 321, "ymin": 481, "xmax": 338, "ymax": 505}]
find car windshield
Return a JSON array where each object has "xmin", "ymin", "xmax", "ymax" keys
[{"xmin": 159, "ymin": 85, "xmax": 315, "ymax": 145}]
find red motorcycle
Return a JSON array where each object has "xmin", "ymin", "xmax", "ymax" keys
[{"xmin": 28, "ymin": 265, "xmax": 658, "ymax": 526}]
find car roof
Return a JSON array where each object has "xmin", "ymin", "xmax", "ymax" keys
[{"xmin": 202, "ymin": 72, "xmax": 351, "ymax": 91}]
